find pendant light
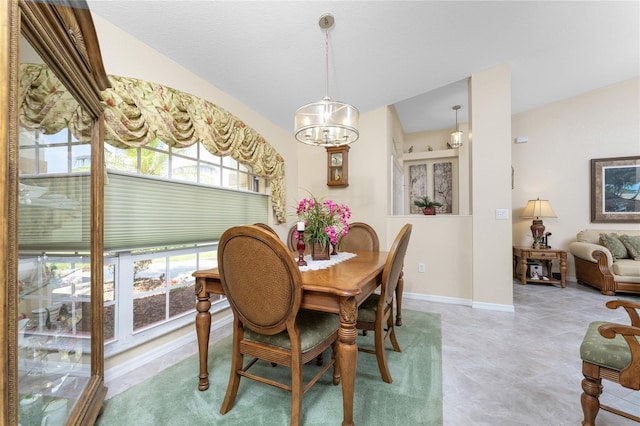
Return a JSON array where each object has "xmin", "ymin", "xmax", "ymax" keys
[
  {"xmin": 294, "ymin": 13, "xmax": 359, "ymax": 147},
  {"xmin": 450, "ymin": 105, "xmax": 463, "ymax": 148}
]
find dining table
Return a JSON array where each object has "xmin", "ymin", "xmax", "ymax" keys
[{"xmin": 192, "ymin": 250, "xmax": 388, "ymax": 426}]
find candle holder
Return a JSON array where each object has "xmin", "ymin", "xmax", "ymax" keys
[{"xmin": 296, "ymin": 230, "xmax": 307, "ymax": 266}]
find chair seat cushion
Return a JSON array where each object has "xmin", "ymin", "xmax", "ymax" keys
[
  {"xmin": 358, "ymin": 294, "xmax": 380, "ymax": 323},
  {"xmin": 580, "ymin": 321, "xmax": 633, "ymax": 371},
  {"xmin": 244, "ymin": 309, "xmax": 339, "ymax": 352}
]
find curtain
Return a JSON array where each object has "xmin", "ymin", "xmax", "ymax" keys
[{"xmin": 19, "ymin": 63, "xmax": 287, "ymax": 223}]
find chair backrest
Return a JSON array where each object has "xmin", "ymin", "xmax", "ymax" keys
[
  {"xmin": 218, "ymin": 225, "xmax": 302, "ymax": 335},
  {"xmin": 287, "ymin": 225, "xmax": 298, "ymax": 251},
  {"xmin": 380, "ymin": 224, "xmax": 412, "ymax": 305},
  {"xmin": 253, "ymin": 222, "xmax": 277, "ymax": 235},
  {"xmin": 340, "ymin": 222, "xmax": 380, "ymax": 252}
]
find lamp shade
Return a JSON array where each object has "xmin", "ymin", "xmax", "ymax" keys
[
  {"xmin": 294, "ymin": 97, "xmax": 359, "ymax": 146},
  {"xmin": 450, "ymin": 130, "xmax": 463, "ymax": 148},
  {"xmin": 521, "ymin": 198, "xmax": 557, "ymax": 219}
]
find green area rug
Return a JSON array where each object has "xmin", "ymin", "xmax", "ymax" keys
[{"xmin": 96, "ymin": 309, "xmax": 442, "ymax": 425}]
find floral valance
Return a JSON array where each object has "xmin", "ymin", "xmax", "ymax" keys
[{"xmin": 19, "ymin": 63, "xmax": 287, "ymax": 223}]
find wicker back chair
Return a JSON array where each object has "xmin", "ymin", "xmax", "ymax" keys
[
  {"xmin": 341, "ymin": 222, "xmax": 405, "ymax": 327},
  {"xmin": 356, "ymin": 223, "xmax": 412, "ymax": 383},
  {"xmin": 217, "ymin": 225, "xmax": 340, "ymax": 425},
  {"xmin": 253, "ymin": 222, "xmax": 277, "ymax": 235},
  {"xmin": 340, "ymin": 222, "xmax": 380, "ymax": 252}
]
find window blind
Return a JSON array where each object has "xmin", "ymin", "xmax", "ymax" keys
[
  {"xmin": 19, "ymin": 175, "xmax": 90, "ymax": 251},
  {"xmin": 104, "ymin": 172, "xmax": 269, "ymax": 251},
  {"xmin": 18, "ymin": 173, "xmax": 269, "ymax": 252}
]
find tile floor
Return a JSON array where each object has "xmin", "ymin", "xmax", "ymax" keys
[{"xmin": 105, "ymin": 280, "xmax": 640, "ymax": 425}]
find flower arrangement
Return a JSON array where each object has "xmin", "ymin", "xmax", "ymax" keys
[{"xmin": 296, "ymin": 195, "xmax": 351, "ymax": 249}]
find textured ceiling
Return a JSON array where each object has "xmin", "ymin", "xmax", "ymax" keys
[{"xmin": 86, "ymin": 1, "xmax": 639, "ymax": 135}]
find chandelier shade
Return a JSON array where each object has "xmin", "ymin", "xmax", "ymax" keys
[
  {"xmin": 450, "ymin": 105, "xmax": 463, "ymax": 148},
  {"xmin": 294, "ymin": 13, "xmax": 359, "ymax": 146},
  {"xmin": 294, "ymin": 97, "xmax": 359, "ymax": 146}
]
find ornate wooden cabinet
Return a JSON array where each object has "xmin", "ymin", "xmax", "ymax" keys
[{"xmin": 1, "ymin": 1, "xmax": 110, "ymax": 424}]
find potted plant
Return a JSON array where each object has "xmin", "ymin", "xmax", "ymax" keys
[
  {"xmin": 413, "ymin": 195, "xmax": 442, "ymax": 215},
  {"xmin": 296, "ymin": 195, "xmax": 351, "ymax": 259}
]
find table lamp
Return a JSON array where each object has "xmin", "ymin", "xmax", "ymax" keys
[{"xmin": 521, "ymin": 197, "xmax": 557, "ymax": 248}]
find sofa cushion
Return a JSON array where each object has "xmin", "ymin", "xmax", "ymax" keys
[
  {"xmin": 577, "ymin": 229, "xmax": 640, "ymax": 245},
  {"xmin": 612, "ymin": 259, "xmax": 640, "ymax": 277},
  {"xmin": 599, "ymin": 233, "xmax": 629, "ymax": 259},
  {"xmin": 620, "ymin": 234, "xmax": 640, "ymax": 261}
]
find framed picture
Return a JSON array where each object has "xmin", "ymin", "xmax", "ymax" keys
[{"xmin": 591, "ymin": 155, "xmax": 640, "ymax": 223}]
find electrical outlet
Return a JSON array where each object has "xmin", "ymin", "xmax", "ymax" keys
[{"xmin": 418, "ymin": 263, "xmax": 426, "ymax": 273}]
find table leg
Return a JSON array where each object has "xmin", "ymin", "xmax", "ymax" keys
[
  {"xmin": 195, "ymin": 279, "xmax": 212, "ymax": 391},
  {"xmin": 338, "ymin": 296, "xmax": 358, "ymax": 426},
  {"xmin": 519, "ymin": 256, "xmax": 528, "ymax": 284},
  {"xmin": 560, "ymin": 252, "xmax": 567, "ymax": 288}
]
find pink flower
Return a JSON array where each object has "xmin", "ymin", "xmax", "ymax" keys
[{"xmin": 295, "ymin": 194, "xmax": 350, "ymax": 248}]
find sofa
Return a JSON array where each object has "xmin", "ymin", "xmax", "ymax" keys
[{"xmin": 569, "ymin": 229, "xmax": 640, "ymax": 295}]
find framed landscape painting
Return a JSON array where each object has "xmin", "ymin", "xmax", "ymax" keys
[{"xmin": 591, "ymin": 155, "xmax": 640, "ymax": 223}]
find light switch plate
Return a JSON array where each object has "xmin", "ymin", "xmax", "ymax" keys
[{"xmin": 495, "ymin": 208, "xmax": 509, "ymax": 220}]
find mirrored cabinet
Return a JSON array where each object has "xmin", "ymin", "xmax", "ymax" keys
[{"xmin": 3, "ymin": 1, "xmax": 110, "ymax": 424}]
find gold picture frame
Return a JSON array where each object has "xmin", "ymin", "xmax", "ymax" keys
[{"xmin": 591, "ymin": 155, "xmax": 640, "ymax": 223}]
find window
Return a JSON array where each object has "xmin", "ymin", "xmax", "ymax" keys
[
  {"xmin": 104, "ymin": 244, "xmax": 222, "ymax": 355},
  {"xmin": 20, "ymin": 128, "xmax": 269, "ymax": 356},
  {"xmin": 19, "ymin": 128, "xmax": 89, "ymax": 175},
  {"xmin": 104, "ymin": 137, "xmax": 263, "ymax": 191}
]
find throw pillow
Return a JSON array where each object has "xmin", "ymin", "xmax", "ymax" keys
[
  {"xmin": 599, "ymin": 233, "xmax": 629, "ymax": 260},
  {"xmin": 619, "ymin": 234, "xmax": 640, "ymax": 261}
]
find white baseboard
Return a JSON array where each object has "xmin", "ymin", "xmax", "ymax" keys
[
  {"xmin": 404, "ymin": 292, "xmax": 515, "ymax": 312},
  {"xmin": 470, "ymin": 300, "xmax": 515, "ymax": 312},
  {"xmin": 404, "ymin": 292, "xmax": 472, "ymax": 307},
  {"xmin": 105, "ymin": 314, "xmax": 233, "ymax": 385}
]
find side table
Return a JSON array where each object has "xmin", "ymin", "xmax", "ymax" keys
[{"xmin": 513, "ymin": 246, "xmax": 567, "ymax": 288}]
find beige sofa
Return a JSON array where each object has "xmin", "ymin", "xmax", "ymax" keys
[{"xmin": 569, "ymin": 229, "xmax": 640, "ymax": 295}]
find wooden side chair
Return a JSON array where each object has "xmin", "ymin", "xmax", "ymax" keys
[
  {"xmin": 253, "ymin": 222, "xmax": 277, "ymax": 235},
  {"xmin": 580, "ymin": 299, "xmax": 640, "ymax": 425},
  {"xmin": 356, "ymin": 223, "xmax": 412, "ymax": 383},
  {"xmin": 340, "ymin": 222, "xmax": 380, "ymax": 252},
  {"xmin": 217, "ymin": 225, "xmax": 340, "ymax": 426},
  {"xmin": 342, "ymin": 222, "xmax": 405, "ymax": 328}
]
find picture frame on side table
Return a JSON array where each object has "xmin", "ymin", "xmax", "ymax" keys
[{"xmin": 591, "ymin": 155, "xmax": 640, "ymax": 223}]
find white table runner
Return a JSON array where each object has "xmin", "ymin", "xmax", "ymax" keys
[{"xmin": 297, "ymin": 252, "xmax": 357, "ymax": 271}]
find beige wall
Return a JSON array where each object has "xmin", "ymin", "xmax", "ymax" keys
[
  {"xmin": 295, "ymin": 107, "xmax": 392, "ymax": 247},
  {"xmin": 92, "ymin": 12, "xmax": 639, "ymax": 373},
  {"xmin": 511, "ymin": 77, "xmax": 640, "ymax": 278},
  {"xmin": 469, "ymin": 64, "xmax": 514, "ymax": 308},
  {"xmin": 91, "ymin": 14, "xmax": 300, "ymax": 372},
  {"xmin": 92, "ymin": 15, "xmax": 298, "ymax": 240}
]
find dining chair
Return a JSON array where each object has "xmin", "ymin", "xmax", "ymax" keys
[
  {"xmin": 253, "ymin": 222, "xmax": 277, "ymax": 235},
  {"xmin": 340, "ymin": 222, "xmax": 380, "ymax": 252},
  {"xmin": 356, "ymin": 223, "xmax": 412, "ymax": 383},
  {"xmin": 580, "ymin": 299, "xmax": 640, "ymax": 425},
  {"xmin": 342, "ymin": 222, "xmax": 405, "ymax": 328},
  {"xmin": 217, "ymin": 225, "xmax": 341, "ymax": 426}
]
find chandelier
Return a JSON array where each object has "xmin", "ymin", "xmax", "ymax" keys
[
  {"xmin": 294, "ymin": 13, "xmax": 359, "ymax": 147},
  {"xmin": 450, "ymin": 105, "xmax": 463, "ymax": 148}
]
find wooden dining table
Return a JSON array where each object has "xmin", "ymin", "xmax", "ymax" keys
[{"xmin": 192, "ymin": 250, "xmax": 388, "ymax": 426}]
